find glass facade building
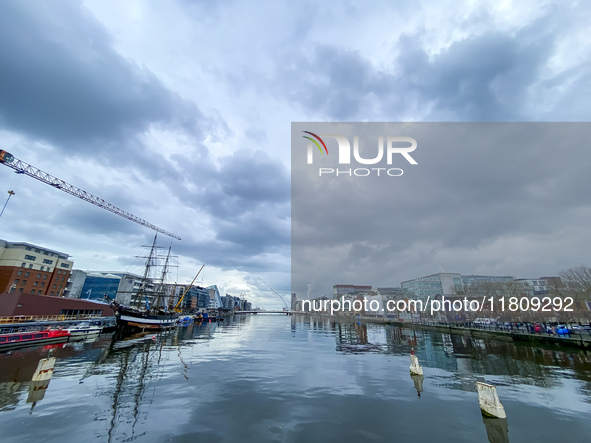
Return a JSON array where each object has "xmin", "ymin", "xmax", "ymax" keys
[
  {"xmin": 80, "ymin": 274, "xmax": 121, "ymax": 301},
  {"xmin": 401, "ymin": 273, "xmax": 463, "ymax": 301},
  {"xmin": 401, "ymin": 273, "xmax": 514, "ymax": 301},
  {"xmin": 79, "ymin": 272, "xmax": 145, "ymax": 303}
]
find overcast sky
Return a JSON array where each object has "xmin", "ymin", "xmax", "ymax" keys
[
  {"xmin": 292, "ymin": 123, "xmax": 591, "ymax": 298},
  {"xmin": 1, "ymin": 1, "xmax": 590, "ymax": 307}
]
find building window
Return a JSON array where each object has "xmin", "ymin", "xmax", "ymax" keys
[
  {"xmin": 17, "ymin": 271, "xmax": 22, "ymax": 276},
  {"xmin": 34, "ymin": 282, "xmax": 38, "ymax": 287},
  {"xmin": 43, "ymin": 259, "xmax": 52, "ymax": 264},
  {"xmin": 28, "ymin": 264, "xmax": 33, "ymax": 269},
  {"xmin": 22, "ymin": 262, "xmax": 26, "ymax": 267},
  {"xmin": 53, "ymin": 284, "xmax": 56, "ymax": 289},
  {"xmin": 37, "ymin": 273, "xmax": 41, "ymax": 278},
  {"xmin": 41, "ymin": 282, "xmax": 45, "ymax": 287},
  {"xmin": 59, "ymin": 285, "xmax": 62, "ymax": 289},
  {"xmin": 43, "ymin": 275, "xmax": 47, "ymax": 279},
  {"xmin": 50, "ymin": 291, "xmax": 54, "ymax": 296},
  {"xmin": 25, "ymin": 246, "xmax": 32, "ymax": 251},
  {"xmin": 22, "ymin": 280, "xmax": 27, "ymax": 285},
  {"xmin": 61, "ymin": 263, "xmax": 70, "ymax": 268},
  {"xmin": 61, "ymin": 277, "xmax": 64, "ymax": 282},
  {"xmin": 18, "ymin": 288, "xmax": 23, "ymax": 293},
  {"xmin": 25, "ymin": 272, "xmax": 29, "ymax": 277},
  {"xmin": 25, "ymin": 254, "xmax": 36, "ymax": 261},
  {"xmin": 13, "ymin": 279, "xmax": 19, "ymax": 285},
  {"xmin": 43, "ymin": 251, "xmax": 49, "ymax": 255}
]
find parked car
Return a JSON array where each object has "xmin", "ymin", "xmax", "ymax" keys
[{"xmin": 569, "ymin": 325, "xmax": 591, "ymax": 334}]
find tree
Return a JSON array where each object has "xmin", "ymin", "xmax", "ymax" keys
[{"xmin": 556, "ymin": 265, "xmax": 591, "ymax": 315}]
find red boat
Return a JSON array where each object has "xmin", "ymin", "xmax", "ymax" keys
[{"xmin": 0, "ymin": 329, "xmax": 71, "ymax": 351}]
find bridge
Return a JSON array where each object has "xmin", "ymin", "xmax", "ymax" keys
[{"xmin": 235, "ymin": 311, "xmax": 294, "ymax": 315}]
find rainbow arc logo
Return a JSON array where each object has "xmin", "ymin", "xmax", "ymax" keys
[{"xmin": 302, "ymin": 131, "xmax": 328, "ymax": 155}]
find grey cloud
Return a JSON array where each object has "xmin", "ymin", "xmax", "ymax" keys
[
  {"xmin": 163, "ymin": 148, "xmax": 290, "ymax": 272},
  {"xmin": 175, "ymin": 148, "xmax": 290, "ymax": 219},
  {"xmin": 291, "ymin": 123, "xmax": 591, "ymax": 297},
  {"xmin": 269, "ymin": 8, "xmax": 590, "ymax": 122},
  {"xmin": 0, "ymin": 0, "xmax": 290, "ymax": 285},
  {"xmin": 0, "ymin": 1, "xmax": 204, "ymax": 154}
]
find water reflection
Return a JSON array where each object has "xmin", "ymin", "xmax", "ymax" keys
[
  {"xmin": 482, "ymin": 415, "xmax": 510, "ymax": 443},
  {"xmin": 0, "ymin": 343, "xmax": 67, "ymax": 411},
  {"xmin": 410, "ymin": 373, "xmax": 423, "ymax": 398},
  {"xmin": 302, "ymin": 316, "xmax": 591, "ymax": 396},
  {"xmin": 0, "ymin": 315, "xmax": 589, "ymax": 442},
  {"xmin": 26, "ymin": 356, "xmax": 56, "ymax": 410}
]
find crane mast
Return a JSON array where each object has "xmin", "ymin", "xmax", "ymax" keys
[{"xmin": 0, "ymin": 150, "xmax": 181, "ymax": 240}]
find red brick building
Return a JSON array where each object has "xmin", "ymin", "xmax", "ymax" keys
[{"xmin": 0, "ymin": 239, "xmax": 74, "ymax": 297}]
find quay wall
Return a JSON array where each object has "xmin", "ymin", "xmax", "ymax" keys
[{"xmin": 294, "ymin": 313, "xmax": 591, "ymax": 350}]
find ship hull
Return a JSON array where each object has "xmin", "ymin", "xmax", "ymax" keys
[{"xmin": 116, "ymin": 309, "xmax": 178, "ymax": 330}]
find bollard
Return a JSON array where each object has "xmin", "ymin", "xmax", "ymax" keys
[{"xmin": 476, "ymin": 382, "xmax": 506, "ymax": 419}]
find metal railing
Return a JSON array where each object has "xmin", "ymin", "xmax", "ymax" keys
[{"xmin": 0, "ymin": 314, "xmax": 103, "ymax": 324}]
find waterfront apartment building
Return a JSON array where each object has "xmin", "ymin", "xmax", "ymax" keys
[
  {"xmin": 461, "ymin": 274, "xmax": 514, "ymax": 287},
  {"xmin": 333, "ymin": 284, "xmax": 372, "ymax": 298},
  {"xmin": 514, "ymin": 277, "xmax": 564, "ymax": 296},
  {"xmin": 173, "ymin": 284, "xmax": 211, "ymax": 311},
  {"xmin": 0, "ymin": 239, "xmax": 74, "ymax": 297},
  {"xmin": 66, "ymin": 269, "xmax": 88, "ymax": 298},
  {"xmin": 206, "ymin": 285, "xmax": 224, "ymax": 310},
  {"xmin": 76, "ymin": 271, "xmax": 147, "ymax": 304},
  {"xmin": 222, "ymin": 294, "xmax": 242, "ymax": 311},
  {"xmin": 376, "ymin": 287, "xmax": 404, "ymax": 297},
  {"xmin": 401, "ymin": 273, "xmax": 514, "ymax": 301},
  {"xmin": 401, "ymin": 273, "xmax": 463, "ymax": 301}
]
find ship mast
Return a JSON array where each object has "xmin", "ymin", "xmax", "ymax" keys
[
  {"xmin": 134, "ymin": 235, "xmax": 158, "ymax": 310},
  {"xmin": 153, "ymin": 246, "xmax": 172, "ymax": 310}
]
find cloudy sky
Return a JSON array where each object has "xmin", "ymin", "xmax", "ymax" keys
[
  {"xmin": 1, "ymin": 1, "xmax": 590, "ymax": 307},
  {"xmin": 291, "ymin": 122, "xmax": 591, "ymax": 298}
]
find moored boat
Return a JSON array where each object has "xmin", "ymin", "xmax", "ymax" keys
[
  {"xmin": 0, "ymin": 329, "xmax": 71, "ymax": 351},
  {"xmin": 115, "ymin": 307, "xmax": 178, "ymax": 330},
  {"xmin": 111, "ymin": 235, "xmax": 179, "ymax": 330},
  {"xmin": 66, "ymin": 321, "xmax": 103, "ymax": 337}
]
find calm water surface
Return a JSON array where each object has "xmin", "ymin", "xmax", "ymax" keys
[{"xmin": 1, "ymin": 314, "xmax": 590, "ymax": 442}]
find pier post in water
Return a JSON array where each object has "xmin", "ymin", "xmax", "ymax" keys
[{"xmin": 476, "ymin": 382, "xmax": 506, "ymax": 419}]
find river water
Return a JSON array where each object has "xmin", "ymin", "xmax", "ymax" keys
[{"xmin": 1, "ymin": 314, "xmax": 590, "ymax": 442}]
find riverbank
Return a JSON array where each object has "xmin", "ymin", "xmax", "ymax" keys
[{"xmin": 294, "ymin": 313, "xmax": 591, "ymax": 350}]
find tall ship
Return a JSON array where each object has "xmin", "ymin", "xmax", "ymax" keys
[{"xmin": 111, "ymin": 236, "xmax": 179, "ymax": 330}]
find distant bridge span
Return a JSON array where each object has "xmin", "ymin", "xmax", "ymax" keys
[{"xmin": 235, "ymin": 311, "xmax": 293, "ymax": 315}]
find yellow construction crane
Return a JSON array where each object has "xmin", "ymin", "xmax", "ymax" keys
[{"xmin": 174, "ymin": 265, "xmax": 205, "ymax": 313}]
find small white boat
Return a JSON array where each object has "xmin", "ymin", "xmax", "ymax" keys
[{"xmin": 67, "ymin": 321, "xmax": 102, "ymax": 338}]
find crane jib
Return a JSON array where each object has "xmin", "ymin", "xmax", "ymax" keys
[{"xmin": 0, "ymin": 150, "xmax": 181, "ymax": 240}]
